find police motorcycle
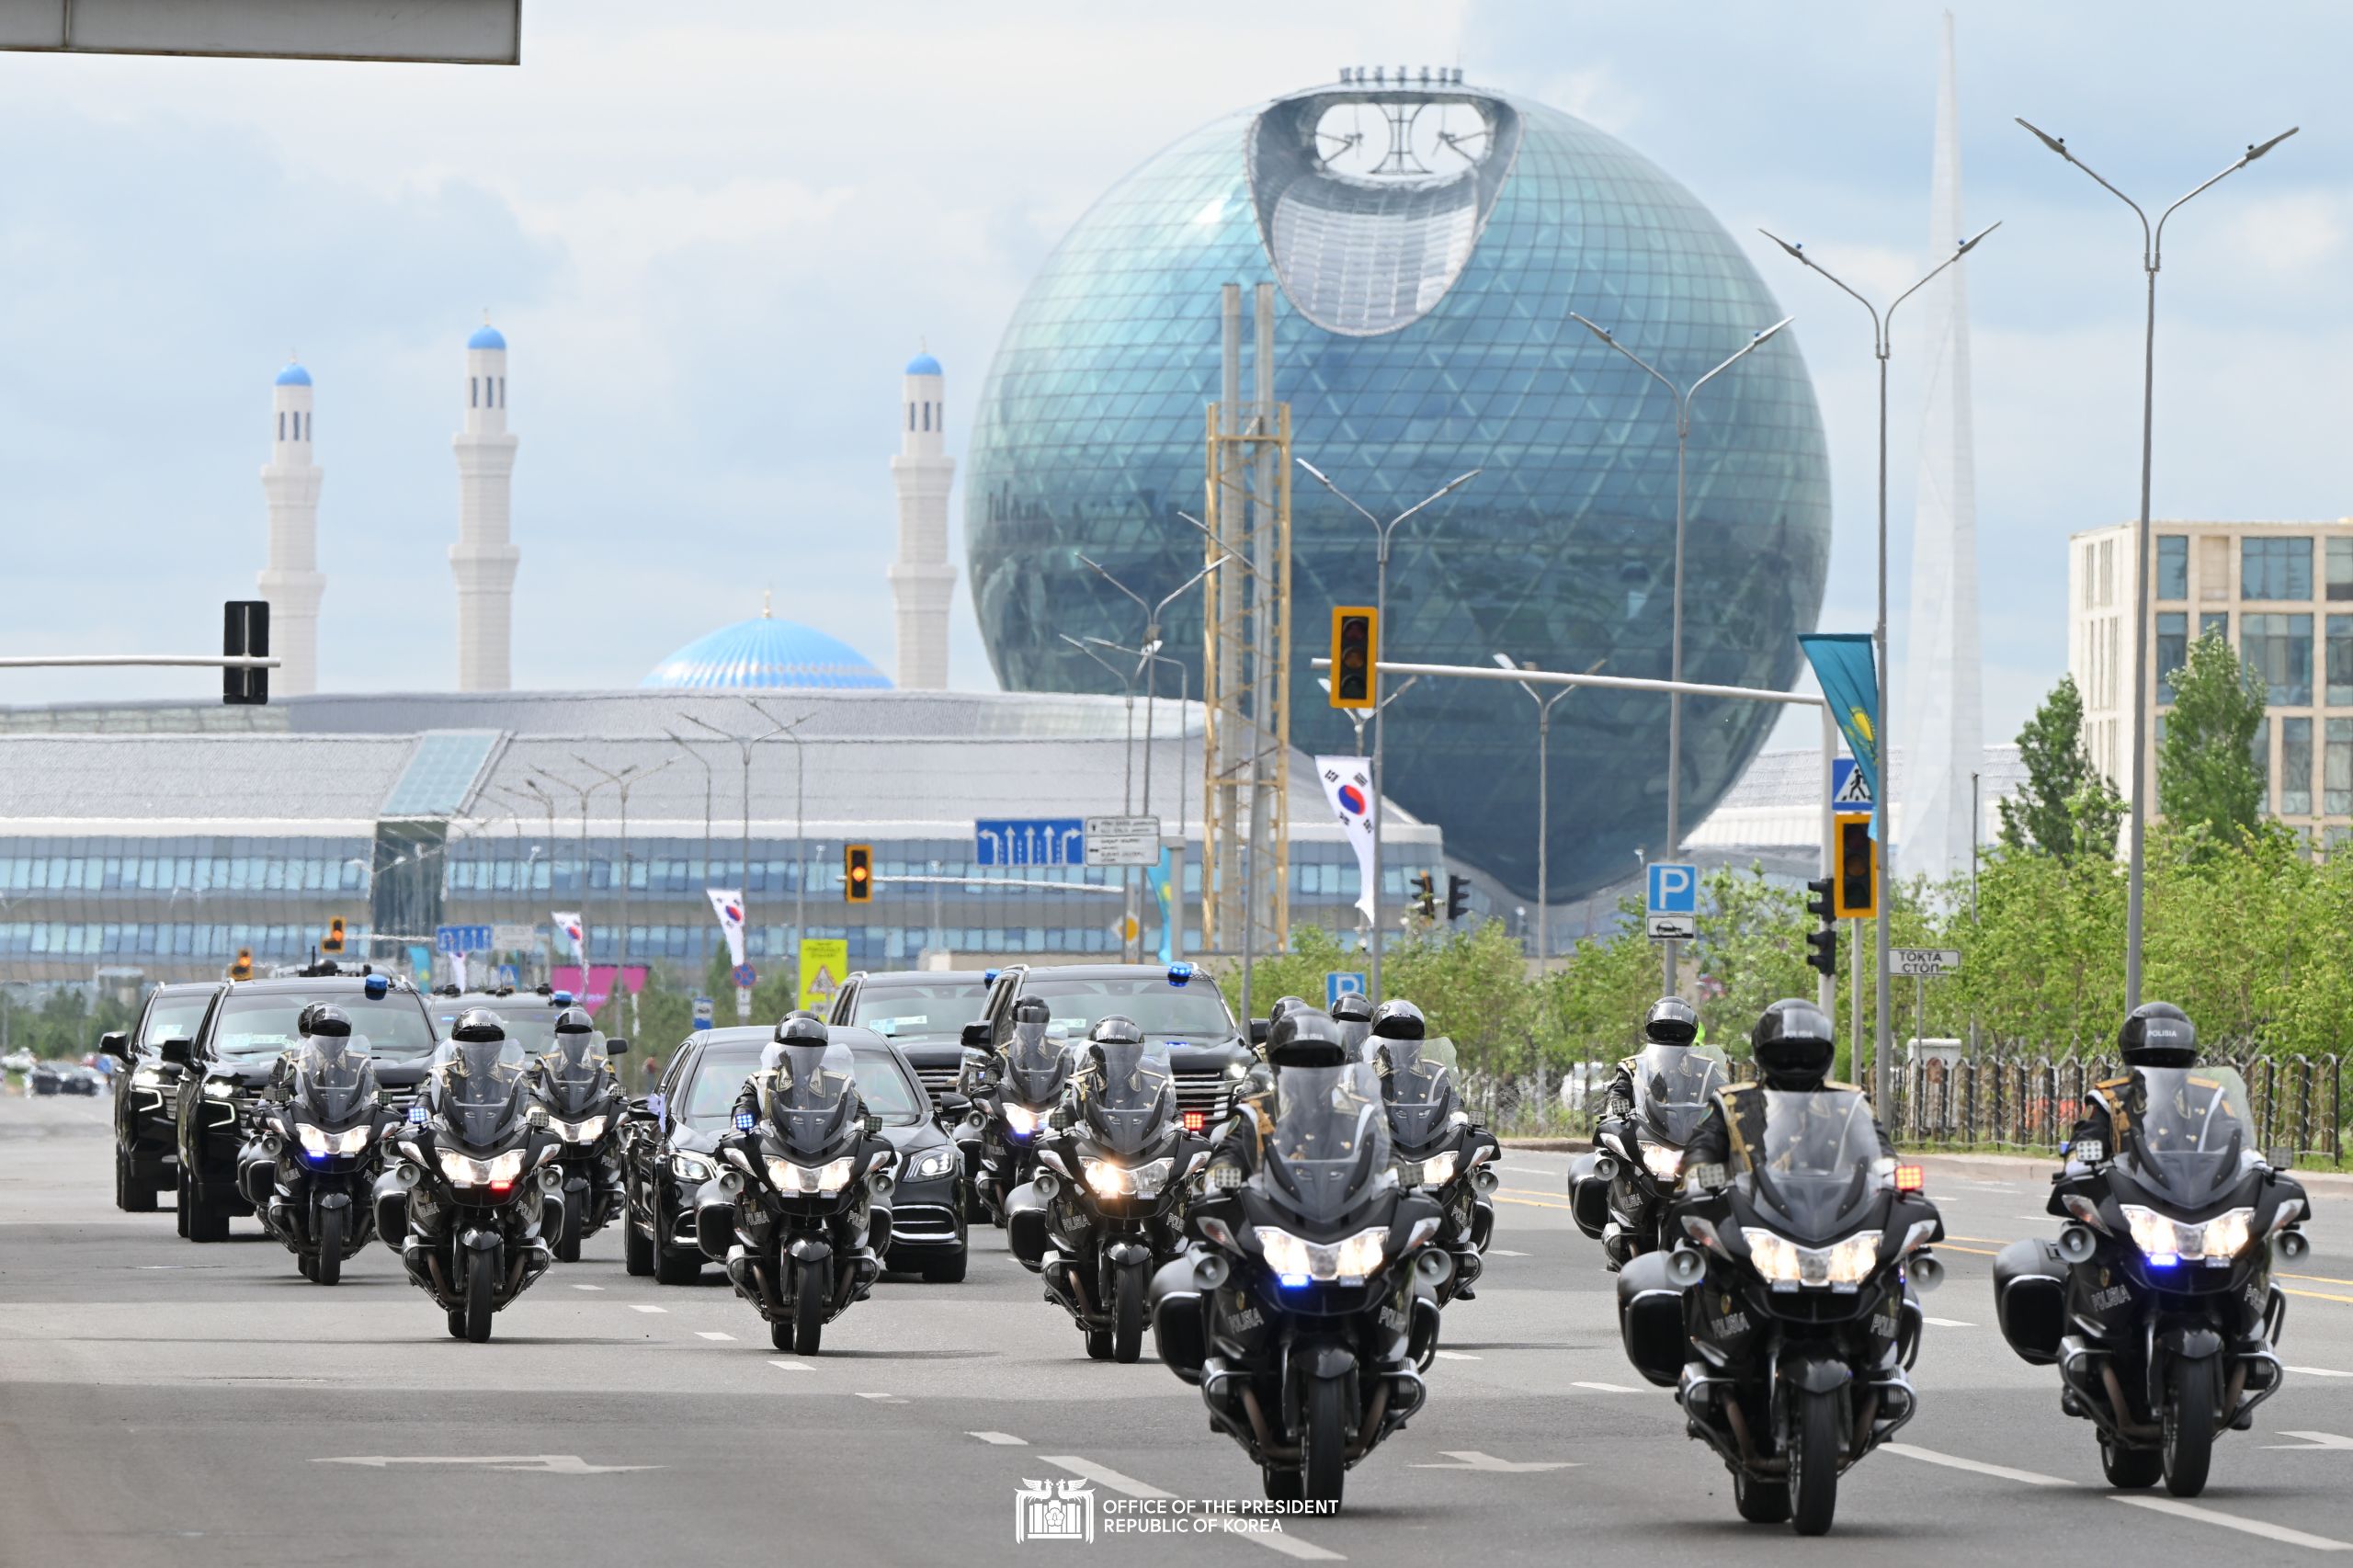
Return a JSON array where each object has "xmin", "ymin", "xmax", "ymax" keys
[
  {"xmin": 1572, "ymin": 1037, "xmax": 1731, "ymax": 1266},
  {"xmin": 1993, "ymin": 1031, "xmax": 2308, "ymax": 1496},
  {"xmin": 529, "ymin": 1007, "xmax": 630, "ymax": 1262},
  {"xmin": 1373, "ymin": 1012, "xmax": 1499, "ymax": 1305},
  {"xmin": 373, "ymin": 1009, "xmax": 562, "ymax": 1342},
  {"xmin": 694, "ymin": 1017, "xmax": 897, "ymax": 1355},
  {"xmin": 960, "ymin": 995, "xmax": 1071, "ymax": 1228},
  {"xmin": 1616, "ymin": 1003, "xmax": 1944, "ymax": 1536},
  {"xmin": 1006, "ymin": 1018, "xmax": 1210, "ymax": 1362},
  {"xmin": 235, "ymin": 1005, "xmax": 387, "ymax": 1286},
  {"xmin": 1150, "ymin": 1009, "xmax": 1449, "ymax": 1510}
]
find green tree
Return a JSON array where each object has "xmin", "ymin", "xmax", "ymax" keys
[
  {"xmin": 1999, "ymin": 675, "xmax": 2120, "ymax": 859},
  {"xmin": 2158, "ymin": 631, "xmax": 2268, "ymax": 843}
]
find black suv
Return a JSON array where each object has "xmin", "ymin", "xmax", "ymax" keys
[
  {"xmin": 827, "ymin": 970, "xmax": 995, "ymax": 1115},
  {"xmin": 98, "ymin": 982, "xmax": 222, "ymax": 1211},
  {"xmin": 973, "ymin": 963, "xmax": 1252, "ymax": 1135},
  {"xmin": 620, "ymin": 1024, "xmax": 969, "ymax": 1285},
  {"xmin": 426, "ymin": 985, "xmax": 585, "ymax": 1052},
  {"xmin": 168, "ymin": 970, "xmax": 440, "ymax": 1243}
]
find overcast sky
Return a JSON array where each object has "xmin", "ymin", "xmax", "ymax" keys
[{"xmin": 2, "ymin": 0, "xmax": 2341, "ymax": 753}]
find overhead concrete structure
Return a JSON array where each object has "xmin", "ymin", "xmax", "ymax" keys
[
  {"xmin": 888, "ymin": 350, "xmax": 956, "ymax": 690},
  {"xmin": 450, "ymin": 320, "xmax": 519, "ymax": 692},
  {"xmin": 256, "ymin": 360, "xmax": 324, "ymax": 698},
  {"xmin": 0, "ymin": 0, "xmax": 522, "ymax": 62}
]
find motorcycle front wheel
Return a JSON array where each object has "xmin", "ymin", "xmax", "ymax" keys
[
  {"xmin": 1789, "ymin": 1387, "xmax": 1840, "ymax": 1536},
  {"xmin": 2163, "ymin": 1356, "xmax": 2217, "ymax": 1497},
  {"xmin": 314, "ymin": 1206, "xmax": 343, "ymax": 1287},
  {"xmin": 463, "ymin": 1247, "xmax": 496, "ymax": 1343},
  {"xmin": 791, "ymin": 1255, "xmax": 830, "ymax": 1356},
  {"xmin": 556, "ymin": 1192, "xmax": 584, "ymax": 1264},
  {"xmin": 1302, "ymin": 1373, "xmax": 1347, "ymax": 1510},
  {"xmin": 1111, "ymin": 1261, "xmax": 1147, "ymax": 1364}
]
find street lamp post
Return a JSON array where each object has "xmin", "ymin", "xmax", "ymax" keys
[
  {"xmin": 663, "ymin": 730, "xmax": 716, "ymax": 907},
  {"xmin": 529, "ymin": 767, "xmax": 611, "ymax": 990},
  {"xmin": 1090, "ymin": 635, "xmax": 1199, "ymax": 963},
  {"xmin": 745, "ymin": 700, "xmax": 820, "ymax": 969},
  {"xmin": 1062, "ymin": 634, "xmax": 1142, "ymax": 960},
  {"xmin": 1495, "ymin": 653, "xmax": 1596, "ymax": 963},
  {"xmin": 2012, "ymin": 119, "xmax": 2296, "ymax": 1008},
  {"xmin": 574, "ymin": 756, "xmax": 670, "ymax": 1022},
  {"xmin": 1293, "ymin": 462, "xmax": 1483, "ymax": 999},
  {"xmin": 1566, "ymin": 312, "xmax": 1791, "ymax": 995},
  {"xmin": 684, "ymin": 709, "xmax": 801, "ymax": 1014},
  {"xmin": 1757, "ymin": 223, "xmax": 1995, "ymax": 1105}
]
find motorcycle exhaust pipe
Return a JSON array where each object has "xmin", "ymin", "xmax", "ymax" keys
[
  {"xmin": 1909, "ymin": 1253, "xmax": 1945, "ymax": 1293},
  {"xmin": 2279, "ymin": 1229, "xmax": 2312, "ymax": 1261},
  {"xmin": 1665, "ymin": 1247, "xmax": 1705, "ymax": 1288},
  {"xmin": 2057, "ymin": 1224, "xmax": 2097, "ymax": 1265}
]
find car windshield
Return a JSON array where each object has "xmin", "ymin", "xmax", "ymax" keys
[
  {"xmin": 142, "ymin": 994, "xmax": 212, "ymax": 1049},
  {"xmin": 210, "ymin": 991, "xmax": 438, "ymax": 1062},
  {"xmin": 679, "ymin": 1043, "xmax": 766, "ymax": 1131},
  {"xmin": 1631, "ymin": 1042, "xmax": 1730, "ymax": 1148},
  {"xmin": 2120, "ymin": 1066, "xmax": 2256, "ymax": 1204},
  {"xmin": 847, "ymin": 1045, "xmax": 926, "ymax": 1127},
  {"xmin": 1022, "ymin": 975, "xmax": 1235, "ymax": 1039},
  {"xmin": 448, "ymin": 1008, "xmax": 562, "ymax": 1053},
  {"xmin": 851, "ymin": 982, "xmax": 989, "ymax": 1042},
  {"xmin": 1729, "ymin": 1087, "xmax": 1884, "ymax": 1244}
]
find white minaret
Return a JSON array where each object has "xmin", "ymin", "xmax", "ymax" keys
[
  {"xmin": 887, "ymin": 348, "xmax": 955, "ymax": 689},
  {"xmin": 450, "ymin": 318, "xmax": 519, "ymax": 690},
  {"xmin": 258, "ymin": 359, "xmax": 324, "ymax": 696}
]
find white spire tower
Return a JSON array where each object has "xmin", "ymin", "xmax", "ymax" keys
[
  {"xmin": 888, "ymin": 348, "xmax": 955, "ymax": 689},
  {"xmin": 1900, "ymin": 10, "xmax": 1985, "ymax": 883},
  {"xmin": 450, "ymin": 318, "xmax": 519, "ymax": 691},
  {"xmin": 257, "ymin": 359, "xmax": 324, "ymax": 696}
]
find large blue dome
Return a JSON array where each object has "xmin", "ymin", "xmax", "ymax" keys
[
  {"xmin": 965, "ymin": 81, "xmax": 1831, "ymax": 902},
  {"xmin": 642, "ymin": 617, "xmax": 891, "ymax": 690}
]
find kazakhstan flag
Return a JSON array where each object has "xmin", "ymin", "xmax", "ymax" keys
[{"xmin": 1799, "ymin": 633, "xmax": 1881, "ymax": 829}]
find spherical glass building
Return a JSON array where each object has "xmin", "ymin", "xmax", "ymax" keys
[{"xmin": 966, "ymin": 77, "xmax": 1830, "ymax": 903}]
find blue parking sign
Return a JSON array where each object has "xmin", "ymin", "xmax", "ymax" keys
[
  {"xmin": 1646, "ymin": 862, "xmax": 1699, "ymax": 916},
  {"xmin": 1325, "ymin": 971, "xmax": 1367, "ymax": 1009}
]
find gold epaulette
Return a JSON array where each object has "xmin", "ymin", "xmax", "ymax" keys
[{"xmin": 2096, "ymin": 1076, "xmax": 2133, "ymax": 1093}]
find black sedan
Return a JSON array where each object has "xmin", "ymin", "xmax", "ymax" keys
[{"xmin": 98, "ymin": 981, "xmax": 222, "ymax": 1211}]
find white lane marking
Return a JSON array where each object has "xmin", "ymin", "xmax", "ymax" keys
[
  {"xmin": 855, "ymin": 1392, "xmax": 905, "ymax": 1403},
  {"xmin": 1044, "ymin": 1457, "xmax": 1343, "ymax": 1561},
  {"xmin": 2291, "ymin": 1366, "xmax": 2353, "ymax": 1378},
  {"xmin": 2113, "ymin": 1495, "xmax": 2353, "ymax": 1551},
  {"xmin": 1410, "ymin": 1450, "xmax": 1575, "ymax": 1472},
  {"xmin": 570, "ymin": 1283, "xmax": 604, "ymax": 1291},
  {"xmin": 1492, "ymin": 1249, "xmax": 1530, "ymax": 1257},
  {"xmin": 1923, "ymin": 1316, "xmax": 1975, "ymax": 1328},
  {"xmin": 695, "ymin": 1331, "xmax": 735, "ymax": 1341},
  {"xmin": 2266, "ymin": 1431, "xmax": 2353, "ymax": 1450},
  {"xmin": 317, "ymin": 1455, "xmax": 659, "ymax": 1473},
  {"xmin": 629, "ymin": 1304, "xmax": 666, "ymax": 1314},
  {"xmin": 1433, "ymin": 1350, "xmax": 1481, "ymax": 1360},
  {"xmin": 1573, "ymin": 1381, "xmax": 1641, "ymax": 1392},
  {"xmin": 969, "ymin": 1431, "xmax": 1028, "ymax": 1446},
  {"xmin": 767, "ymin": 1359, "xmax": 810, "ymax": 1372},
  {"xmin": 1882, "ymin": 1443, "xmax": 2076, "ymax": 1487}
]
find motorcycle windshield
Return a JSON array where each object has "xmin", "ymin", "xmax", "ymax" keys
[
  {"xmin": 2120, "ymin": 1066, "xmax": 2256, "ymax": 1205},
  {"xmin": 1731, "ymin": 1088, "xmax": 1882, "ymax": 1244},
  {"xmin": 767, "ymin": 1041, "xmax": 858, "ymax": 1158},
  {"xmin": 539, "ymin": 1034, "xmax": 609, "ymax": 1119},
  {"xmin": 1633, "ymin": 1043, "xmax": 1729, "ymax": 1148},
  {"xmin": 436, "ymin": 1039, "xmax": 529, "ymax": 1149},
  {"xmin": 1379, "ymin": 1037, "xmax": 1461, "ymax": 1150},
  {"xmin": 1264, "ymin": 1063, "xmax": 1392, "ymax": 1225},
  {"xmin": 1002, "ymin": 1022, "xmax": 1072, "ymax": 1108},
  {"xmin": 294, "ymin": 1036, "xmax": 378, "ymax": 1127},
  {"xmin": 1336, "ymin": 1018, "xmax": 1371, "ymax": 1059},
  {"xmin": 1079, "ymin": 1040, "xmax": 1176, "ymax": 1158}
]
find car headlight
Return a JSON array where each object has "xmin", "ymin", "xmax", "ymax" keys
[
  {"xmin": 669, "ymin": 1152, "xmax": 716, "ymax": 1184},
  {"xmin": 296, "ymin": 1124, "xmax": 374, "ymax": 1157},
  {"xmin": 437, "ymin": 1148, "xmax": 527, "ymax": 1187},
  {"xmin": 2120, "ymin": 1204, "xmax": 2254, "ymax": 1266},
  {"xmin": 1224, "ymin": 1060, "xmax": 1249, "ymax": 1080},
  {"xmin": 1639, "ymin": 1141, "xmax": 1684, "ymax": 1182},
  {"xmin": 131, "ymin": 1068, "xmax": 165, "ymax": 1088},
  {"xmin": 1080, "ymin": 1154, "xmax": 1175, "ymax": 1199},
  {"xmin": 1741, "ymin": 1227, "xmax": 1883, "ymax": 1289},
  {"xmin": 553, "ymin": 1114, "xmax": 608, "ymax": 1144},
  {"xmin": 203, "ymin": 1079, "xmax": 239, "ymax": 1100},
  {"xmin": 904, "ymin": 1147, "xmax": 959, "ymax": 1183},
  {"xmin": 1256, "ymin": 1224, "xmax": 1389, "ymax": 1287},
  {"xmin": 766, "ymin": 1155, "xmax": 856, "ymax": 1196},
  {"xmin": 1003, "ymin": 1103, "xmax": 1049, "ymax": 1138}
]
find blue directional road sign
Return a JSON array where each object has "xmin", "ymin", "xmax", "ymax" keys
[
  {"xmin": 1326, "ymin": 971, "xmax": 1367, "ymax": 1009},
  {"xmin": 435, "ymin": 924, "xmax": 493, "ymax": 955},
  {"xmin": 1644, "ymin": 862, "xmax": 1699, "ymax": 942},
  {"xmin": 974, "ymin": 818, "xmax": 1086, "ymax": 867}
]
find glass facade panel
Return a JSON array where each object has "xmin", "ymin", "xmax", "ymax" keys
[
  {"xmin": 2156, "ymin": 611, "xmax": 2187, "ymax": 705},
  {"xmin": 2242, "ymin": 535, "xmax": 2313, "ymax": 600},
  {"xmin": 2331, "ymin": 616, "xmax": 2353, "ymax": 708},
  {"xmin": 2330, "ymin": 537, "xmax": 2353, "ymax": 602},
  {"xmin": 2200, "ymin": 611, "xmax": 2229, "ymax": 642},
  {"xmin": 2328, "ymin": 719, "xmax": 2353, "ymax": 817},
  {"xmin": 2242, "ymin": 613, "xmax": 2313, "ymax": 706},
  {"xmin": 2282, "ymin": 716, "xmax": 2313, "ymax": 816},
  {"xmin": 2156, "ymin": 535, "xmax": 2188, "ymax": 601}
]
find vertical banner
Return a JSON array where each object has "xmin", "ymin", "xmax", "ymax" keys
[
  {"xmin": 798, "ymin": 938, "xmax": 849, "ymax": 1014},
  {"xmin": 1798, "ymin": 634, "xmax": 1884, "ymax": 838},
  {"xmin": 551, "ymin": 911, "xmax": 587, "ymax": 964},
  {"xmin": 1315, "ymin": 756, "xmax": 1379, "ymax": 925},
  {"xmin": 705, "ymin": 888, "xmax": 747, "ymax": 968},
  {"xmin": 1151, "ymin": 848, "xmax": 1175, "ymax": 966},
  {"xmin": 449, "ymin": 952, "xmax": 470, "ymax": 992}
]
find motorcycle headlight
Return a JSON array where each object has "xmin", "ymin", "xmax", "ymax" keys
[
  {"xmin": 131, "ymin": 1068, "xmax": 165, "ymax": 1088},
  {"xmin": 1639, "ymin": 1141, "xmax": 1683, "ymax": 1182},
  {"xmin": 1256, "ymin": 1225, "xmax": 1388, "ymax": 1286},
  {"xmin": 296, "ymin": 1124, "xmax": 373, "ymax": 1157},
  {"xmin": 669, "ymin": 1152, "xmax": 715, "ymax": 1184},
  {"xmin": 1003, "ymin": 1103, "xmax": 1049, "ymax": 1138},
  {"xmin": 904, "ymin": 1147, "xmax": 959, "ymax": 1183},
  {"xmin": 2120, "ymin": 1204, "xmax": 2254, "ymax": 1266},
  {"xmin": 554, "ymin": 1114, "xmax": 608, "ymax": 1144},
  {"xmin": 203, "ymin": 1079, "xmax": 239, "ymax": 1100},
  {"xmin": 1398, "ymin": 1150, "xmax": 1460, "ymax": 1187},
  {"xmin": 766, "ymin": 1155, "xmax": 857, "ymax": 1196},
  {"xmin": 1080, "ymin": 1154, "xmax": 1175, "ymax": 1199},
  {"xmin": 1741, "ymin": 1228, "xmax": 1882, "ymax": 1289}
]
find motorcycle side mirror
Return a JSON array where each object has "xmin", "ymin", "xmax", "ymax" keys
[
  {"xmin": 97, "ymin": 1032, "xmax": 131, "ymax": 1064},
  {"xmin": 1248, "ymin": 1019, "xmax": 1271, "ymax": 1049},
  {"xmin": 625, "ymin": 1097, "xmax": 658, "ymax": 1119},
  {"xmin": 158, "ymin": 1038, "xmax": 194, "ymax": 1069},
  {"xmin": 959, "ymin": 1021, "xmax": 993, "ymax": 1050},
  {"xmin": 604, "ymin": 1037, "xmax": 631, "ymax": 1056}
]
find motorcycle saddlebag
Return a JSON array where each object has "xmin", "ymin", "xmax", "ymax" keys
[
  {"xmin": 1617, "ymin": 1250, "xmax": 1687, "ymax": 1387},
  {"xmin": 1993, "ymin": 1237, "xmax": 2067, "ymax": 1366},
  {"xmin": 1004, "ymin": 1183, "xmax": 1051, "ymax": 1272},
  {"xmin": 1149, "ymin": 1256, "xmax": 1207, "ymax": 1383},
  {"xmin": 1566, "ymin": 1153, "xmax": 1609, "ymax": 1240}
]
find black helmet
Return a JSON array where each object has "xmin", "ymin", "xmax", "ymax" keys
[
  {"xmin": 552, "ymin": 1006, "xmax": 596, "ymax": 1036},
  {"xmin": 774, "ymin": 1013, "xmax": 829, "ymax": 1050},
  {"xmin": 298, "ymin": 1002, "xmax": 352, "ymax": 1039},
  {"xmin": 2119, "ymin": 1002, "xmax": 2198, "ymax": 1069},
  {"xmin": 1089, "ymin": 1015, "xmax": 1144, "ymax": 1047},
  {"xmin": 1267, "ymin": 1006, "xmax": 1348, "ymax": 1067},
  {"xmin": 1011, "ymin": 994, "xmax": 1051, "ymax": 1027},
  {"xmin": 1643, "ymin": 996, "xmax": 1700, "ymax": 1048},
  {"xmin": 449, "ymin": 1007, "xmax": 506, "ymax": 1044},
  {"xmin": 1751, "ymin": 999, "xmax": 1836, "ymax": 1090},
  {"xmin": 1267, "ymin": 995, "xmax": 1311, "ymax": 1025},
  {"xmin": 1370, "ymin": 998, "xmax": 1426, "ymax": 1040},
  {"xmin": 1330, "ymin": 992, "xmax": 1374, "ymax": 1025}
]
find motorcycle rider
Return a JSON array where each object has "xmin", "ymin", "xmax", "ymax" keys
[
  {"xmin": 2066, "ymin": 1001, "xmax": 2204, "ymax": 1162},
  {"xmin": 405, "ymin": 1007, "xmax": 547, "ymax": 1262},
  {"xmin": 1370, "ymin": 997, "xmax": 1490, "ymax": 1298},
  {"xmin": 733, "ymin": 1013, "xmax": 865, "ymax": 1127},
  {"xmin": 1593, "ymin": 996, "xmax": 1705, "ymax": 1269},
  {"xmin": 1678, "ymin": 999, "xmax": 1895, "ymax": 1177},
  {"xmin": 533, "ymin": 1006, "xmax": 625, "ymax": 1215},
  {"xmin": 1192, "ymin": 1006, "xmax": 1355, "ymax": 1222}
]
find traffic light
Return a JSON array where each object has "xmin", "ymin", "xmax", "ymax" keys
[
  {"xmin": 1329, "ymin": 606, "xmax": 1378, "ymax": 709},
  {"xmin": 844, "ymin": 844, "xmax": 873, "ymax": 903},
  {"xmin": 222, "ymin": 598, "xmax": 269, "ymax": 706},
  {"xmin": 1803, "ymin": 876, "xmax": 1837, "ymax": 979},
  {"xmin": 1833, "ymin": 813, "xmax": 1878, "ymax": 918},
  {"xmin": 322, "ymin": 916, "xmax": 345, "ymax": 955},
  {"xmin": 1413, "ymin": 871, "xmax": 1438, "ymax": 920},
  {"xmin": 228, "ymin": 947, "xmax": 254, "ymax": 981},
  {"xmin": 1445, "ymin": 874, "xmax": 1471, "ymax": 922}
]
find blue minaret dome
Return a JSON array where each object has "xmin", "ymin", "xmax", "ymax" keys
[
  {"xmin": 469, "ymin": 323, "xmax": 506, "ymax": 351},
  {"xmin": 904, "ymin": 350, "xmax": 942, "ymax": 376},
  {"xmin": 275, "ymin": 361, "xmax": 312, "ymax": 387}
]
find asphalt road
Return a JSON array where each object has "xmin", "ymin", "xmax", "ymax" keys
[{"xmin": 7, "ymin": 1096, "xmax": 2353, "ymax": 1566}]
